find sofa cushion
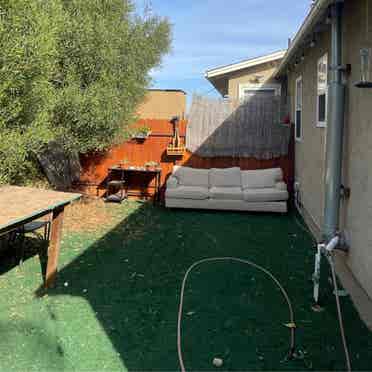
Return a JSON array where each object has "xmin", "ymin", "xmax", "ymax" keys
[
  {"xmin": 243, "ymin": 188, "xmax": 288, "ymax": 202},
  {"xmin": 165, "ymin": 186, "xmax": 209, "ymax": 200},
  {"xmin": 209, "ymin": 167, "xmax": 241, "ymax": 187},
  {"xmin": 241, "ymin": 168, "xmax": 283, "ymax": 189},
  {"xmin": 209, "ymin": 187, "xmax": 243, "ymax": 200},
  {"xmin": 166, "ymin": 175, "xmax": 179, "ymax": 189},
  {"xmin": 173, "ymin": 166, "xmax": 209, "ymax": 187},
  {"xmin": 275, "ymin": 181, "xmax": 287, "ymax": 191}
]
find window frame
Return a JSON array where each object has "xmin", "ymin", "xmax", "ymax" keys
[
  {"xmin": 295, "ymin": 76, "xmax": 303, "ymax": 142},
  {"xmin": 316, "ymin": 53, "xmax": 328, "ymax": 128}
]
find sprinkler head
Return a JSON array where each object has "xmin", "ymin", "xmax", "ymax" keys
[{"xmin": 212, "ymin": 358, "xmax": 223, "ymax": 368}]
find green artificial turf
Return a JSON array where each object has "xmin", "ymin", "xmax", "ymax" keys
[{"xmin": 0, "ymin": 201, "xmax": 371, "ymax": 371}]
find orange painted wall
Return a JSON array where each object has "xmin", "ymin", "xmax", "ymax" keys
[
  {"xmin": 77, "ymin": 119, "xmax": 186, "ymax": 197},
  {"xmin": 76, "ymin": 119, "xmax": 294, "ymax": 200}
]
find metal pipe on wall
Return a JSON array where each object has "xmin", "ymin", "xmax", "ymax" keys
[
  {"xmin": 323, "ymin": 1, "xmax": 346, "ymax": 241},
  {"xmin": 311, "ymin": 3, "xmax": 352, "ymax": 370}
]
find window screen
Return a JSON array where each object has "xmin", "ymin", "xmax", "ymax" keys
[
  {"xmin": 296, "ymin": 110, "xmax": 302, "ymax": 139},
  {"xmin": 317, "ymin": 54, "xmax": 328, "ymax": 126},
  {"xmin": 243, "ymin": 89, "xmax": 275, "ymax": 99},
  {"xmin": 295, "ymin": 77, "xmax": 302, "ymax": 140},
  {"xmin": 318, "ymin": 93, "xmax": 326, "ymax": 123}
]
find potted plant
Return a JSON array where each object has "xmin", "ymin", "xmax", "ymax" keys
[
  {"xmin": 133, "ymin": 125, "xmax": 151, "ymax": 139},
  {"xmin": 118, "ymin": 159, "xmax": 130, "ymax": 168},
  {"xmin": 144, "ymin": 161, "xmax": 159, "ymax": 171},
  {"xmin": 282, "ymin": 114, "xmax": 291, "ymax": 126}
]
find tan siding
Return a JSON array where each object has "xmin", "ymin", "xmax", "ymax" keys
[
  {"xmin": 227, "ymin": 61, "xmax": 281, "ymax": 100},
  {"xmin": 288, "ymin": 30, "xmax": 331, "ymax": 231},
  {"xmin": 136, "ymin": 90, "xmax": 186, "ymax": 120},
  {"xmin": 341, "ymin": 0, "xmax": 372, "ymax": 300}
]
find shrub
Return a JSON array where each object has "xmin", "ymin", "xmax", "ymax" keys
[{"xmin": 0, "ymin": 0, "xmax": 171, "ymax": 184}]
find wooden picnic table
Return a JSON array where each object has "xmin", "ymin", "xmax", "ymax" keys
[{"xmin": 0, "ymin": 186, "xmax": 80, "ymax": 288}]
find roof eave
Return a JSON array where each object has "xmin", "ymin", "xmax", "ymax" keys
[
  {"xmin": 275, "ymin": 0, "xmax": 335, "ymax": 78},
  {"xmin": 205, "ymin": 50, "xmax": 286, "ymax": 79},
  {"xmin": 205, "ymin": 75, "xmax": 228, "ymax": 97}
]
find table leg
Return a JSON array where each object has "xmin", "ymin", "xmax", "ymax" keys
[
  {"xmin": 159, "ymin": 173, "xmax": 161, "ymax": 203},
  {"xmin": 157, "ymin": 173, "xmax": 161, "ymax": 204},
  {"xmin": 153, "ymin": 174, "xmax": 158, "ymax": 206},
  {"xmin": 45, "ymin": 206, "xmax": 64, "ymax": 288}
]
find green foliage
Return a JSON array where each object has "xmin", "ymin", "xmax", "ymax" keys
[
  {"xmin": 144, "ymin": 160, "xmax": 159, "ymax": 168},
  {"xmin": 0, "ymin": 0, "xmax": 171, "ymax": 184},
  {"xmin": 134, "ymin": 124, "xmax": 151, "ymax": 137}
]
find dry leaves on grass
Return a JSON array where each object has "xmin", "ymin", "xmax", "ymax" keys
[{"xmin": 63, "ymin": 197, "xmax": 113, "ymax": 233}]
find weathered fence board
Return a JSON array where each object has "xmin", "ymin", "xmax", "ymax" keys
[{"xmin": 187, "ymin": 95, "xmax": 290, "ymax": 159}]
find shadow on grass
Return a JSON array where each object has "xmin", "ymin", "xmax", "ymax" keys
[
  {"xmin": 0, "ymin": 235, "xmax": 48, "ymax": 278},
  {"xmin": 27, "ymin": 202, "xmax": 372, "ymax": 371}
]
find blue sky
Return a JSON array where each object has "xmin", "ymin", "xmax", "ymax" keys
[{"xmin": 134, "ymin": 0, "xmax": 311, "ymax": 99}]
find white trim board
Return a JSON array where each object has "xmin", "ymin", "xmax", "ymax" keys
[
  {"xmin": 205, "ymin": 50, "xmax": 286, "ymax": 79},
  {"xmin": 276, "ymin": 0, "xmax": 333, "ymax": 77}
]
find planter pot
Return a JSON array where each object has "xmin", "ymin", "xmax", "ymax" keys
[{"xmin": 133, "ymin": 131, "xmax": 151, "ymax": 140}]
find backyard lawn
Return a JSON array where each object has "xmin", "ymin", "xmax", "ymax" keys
[{"xmin": 0, "ymin": 199, "xmax": 371, "ymax": 371}]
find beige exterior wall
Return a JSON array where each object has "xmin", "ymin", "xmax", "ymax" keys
[
  {"xmin": 228, "ymin": 60, "xmax": 281, "ymax": 100},
  {"xmin": 136, "ymin": 90, "xmax": 186, "ymax": 120},
  {"xmin": 341, "ymin": 0, "xmax": 372, "ymax": 301},
  {"xmin": 288, "ymin": 30, "xmax": 331, "ymax": 231},
  {"xmin": 287, "ymin": 0, "xmax": 372, "ymax": 299}
]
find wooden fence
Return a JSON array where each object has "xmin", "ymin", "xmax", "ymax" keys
[
  {"xmin": 187, "ymin": 95, "xmax": 290, "ymax": 159},
  {"xmin": 76, "ymin": 118, "xmax": 294, "ymax": 200}
]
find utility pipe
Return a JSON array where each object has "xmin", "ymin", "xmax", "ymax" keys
[
  {"xmin": 313, "ymin": 236, "xmax": 340, "ymax": 304},
  {"xmin": 305, "ymin": 3, "xmax": 351, "ymax": 370},
  {"xmin": 323, "ymin": 0, "xmax": 346, "ymax": 241}
]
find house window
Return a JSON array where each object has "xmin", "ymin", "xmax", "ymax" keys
[
  {"xmin": 242, "ymin": 89, "xmax": 275, "ymax": 99},
  {"xmin": 317, "ymin": 54, "xmax": 328, "ymax": 127},
  {"xmin": 238, "ymin": 83, "xmax": 281, "ymax": 100},
  {"xmin": 295, "ymin": 76, "xmax": 303, "ymax": 141}
]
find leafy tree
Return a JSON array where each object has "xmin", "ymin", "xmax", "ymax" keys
[{"xmin": 0, "ymin": 0, "xmax": 171, "ymax": 184}]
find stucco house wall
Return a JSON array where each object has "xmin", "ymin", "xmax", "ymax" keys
[
  {"xmin": 287, "ymin": 30, "xmax": 330, "ymax": 231},
  {"xmin": 227, "ymin": 61, "xmax": 281, "ymax": 100},
  {"xmin": 287, "ymin": 0, "xmax": 372, "ymax": 299},
  {"xmin": 136, "ymin": 90, "xmax": 186, "ymax": 120},
  {"xmin": 341, "ymin": 0, "xmax": 372, "ymax": 300},
  {"xmin": 205, "ymin": 51, "xmax": 285, "ymax": 100}
]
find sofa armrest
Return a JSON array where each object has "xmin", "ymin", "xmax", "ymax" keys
[
  {"xmin": 166, "ymin": 175, "xmax": 179, "ymax": 189},
  {"xmin": 275, "ymin": 181, "xmax": 287, "ymax": 191}
]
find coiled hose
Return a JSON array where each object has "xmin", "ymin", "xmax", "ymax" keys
[{"xmin": 177, "ymin": 257, "xmax": 296, "ymax": 372}]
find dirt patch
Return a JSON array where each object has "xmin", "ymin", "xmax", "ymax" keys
[{"xmin": 63, "ymin": 197, "xmax": 113, "ymax": 233}]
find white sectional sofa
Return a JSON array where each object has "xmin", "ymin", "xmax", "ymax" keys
[{"xmin": 165, "ymin": 166, "xmax": 288, "ymax": 213}]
